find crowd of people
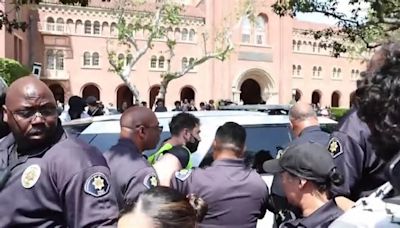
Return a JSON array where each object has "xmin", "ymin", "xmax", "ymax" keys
[{"xmin": 0, "ymin": 41, "xmax": 400, "ymax": 228}]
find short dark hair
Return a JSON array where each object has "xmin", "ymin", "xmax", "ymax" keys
[
  {"xmin": 169, "ymin": 113, "xmax": 200, "ymax": 136},
  {"xmin": 215, "ymin": 122, "xmax": 246, "ymax": 151},
  {"xmin": 174, "ymin": 101, "xmax": 181, "ymax": 106},
  {"xmin": 358, "ymin": 42, "xmax": 400, "ymax": 161}
]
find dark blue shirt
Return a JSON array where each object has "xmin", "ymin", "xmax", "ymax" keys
[
  {"xmin": 0, "ymin": 128, "xmax": 118, "ymax": 227},
  {"xmin": 171, "ymin": 159, "xmax": 268, "ymax": 228},
  {"xmin": 329, "ymin": 109, "xmax": 387, "ymax": 201},
  {"xmin": 279, "ymin": 200, "xmax": 343, "ymax": 228},
  {"xmin": 104, "ymin": 138, "xmax": 159, "ymax": 207}
]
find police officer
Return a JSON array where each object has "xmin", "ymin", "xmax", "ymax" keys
[
  {"xmin": 327, "ymin": 47, "xmax": 390, "ymax": 201},
  {"xmin": 270, "ymin": 102, "xmax": 330, "ymax": 225},
  {"xmin": 105, "ymin": 106, "xmax": 161, "ymax": 207},
  {"xmin": 328, "ymin": 109, "xmax": 386, "ymax": 201},
  {"xmin": 148, "ymin": 112, "xmax": 201, "ymax": 186},
  {"xmin": 171, "ymin": 122, "xmax": 268, "ymax": 228},
  {"xmin": 263, "ymin": 142, "xmax": 344, "ymax": 228},
  {"xmin": 0, "ymin": 76, "xmax": 118, "ymax": 227},
  {"xmin": 0, "ymin": 77, "xmax": 9, "ymax": 139}
]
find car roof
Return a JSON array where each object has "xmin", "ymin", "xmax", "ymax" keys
[{"xmin": 77, "ymin": 111, "xmax": 292, "ymax": 134}]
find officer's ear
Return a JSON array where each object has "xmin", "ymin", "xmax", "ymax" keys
[
  {"xmin": 298, "ymin": 178, "xmax": 307, "ymax": 189},
  {"xmin": 2, "ymin": 105, "xmax": 8, "ymax": 123}
]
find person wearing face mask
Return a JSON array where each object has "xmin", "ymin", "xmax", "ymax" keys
[{"xmin": 148, "ymin": 112, "xmax": 201, "ymax": 186}]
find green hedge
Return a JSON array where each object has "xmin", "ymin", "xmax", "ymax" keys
[
  {"xmin": 330, "ymin": 107, "xmax": 350, "ymax": 121},
  {"xmin": 0, "ymin": 58, "xmax": 30, "ymax": 85}
]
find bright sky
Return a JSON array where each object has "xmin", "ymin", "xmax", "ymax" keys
[{"xmin": 295, "ymin": 0, "xmax": 369, "ymax": 25}]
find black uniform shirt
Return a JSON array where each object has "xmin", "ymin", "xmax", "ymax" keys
[
  {"xmin": 272, "ymin": 125, "xmax": 330, "ymax": 196},
  {"xmin": 171, "ymin": 159, "xmax": 269, "ymax": 228},
  {"xmin": 279, "ymin": 200, "xmax": 343, "ymax": 228},
  {"xmin": 104, "ymin": 138, "xmax": 159, "ymax": 207},
  {"xmin": 329, "ymin": 109, "xmax": 387, "ymax": 200},
  {"xmin": 0, "ymin": 130, "xmax": 119, "ymax": 227}
]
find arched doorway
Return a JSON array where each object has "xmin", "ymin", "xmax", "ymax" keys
[
  {"xmin": 240, "ymin": 79, "xmax": 261, "ymax": 104},
  {"xmin": 149, "ymin": 85, "xmax": 160, "ymax": 108},
  {"xmin": 331, "ymin": 91, "xmax": 340, "ymax": 107},
  {"xmin": 311, "ymin": 90, "xmax": 321, "ymax": 106},
  {"xmin": 294, "ymin": 89, "xmax": 302, "ymax": 102},
  {"xmin": 117, "ymin": 85, "xmax": 133, "ymax": 111},
  {"xmin": 180, "ymin": 86, "xmax": 195, "ymax": 102},
  {"xmin": 49, "ymin": 84, "xmax": 64, "ymax": 104},
  {"xmin": 82, "ymin": 84, "xmax": 100, "ymax": 100}
]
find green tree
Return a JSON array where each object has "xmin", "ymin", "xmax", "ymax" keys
[
  {"xmin": 272, "ymin": 0, "xmax": 400, "ymax": 56},
  {"xmin": 0, "ymin": 58, "xmax": 30, "ymax": 85},
  {"xmin": 107, "ymin": 0, "xmax": 245, "ymax": 104}
]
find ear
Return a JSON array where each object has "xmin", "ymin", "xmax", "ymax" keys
[{"xmin": 2, "ymin": 105, "xmax": 8, "ymax": 123}]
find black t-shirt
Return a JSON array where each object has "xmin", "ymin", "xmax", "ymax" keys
[{"xmin": 164, "ymin": 146, "xmax": 190, "ymax": 168}]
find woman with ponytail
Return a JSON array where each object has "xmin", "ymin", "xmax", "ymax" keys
[
  {"xmin": 263, "ymin": 142, "xmax": 345, "ymax": 228},
  {"xmin": 118, "ymin": 186, "xmax": 207, "ymax": 228}
]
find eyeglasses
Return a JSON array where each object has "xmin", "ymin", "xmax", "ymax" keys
[
  {"xmin": 136, "ymin": 124, "xmax": 163, "ymax": 131},
  {"xmin": 11, "ymin": 107, "xmax": 58, "ymax": 119}
]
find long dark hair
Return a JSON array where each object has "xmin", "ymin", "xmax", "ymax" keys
[{"xmin": 122, "ymin": 187, "xmax": 207, "ymax": 228}]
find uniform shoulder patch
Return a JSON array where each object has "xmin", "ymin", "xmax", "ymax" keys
[
  {"xmin": 84, "ymin": 172, "xmax": 110, "ymax": 197},
  {"xmin": 21, "ymin": 164, "xmax": 41, "ymax": 189},
  {"xmin": 143, "ymin": 173, "xmax": 159, "ymax": 189},
  {"xmin": 328, "ymin": 137, "xmax": 343, "ymax": 158},
  {"xmin": 175, "ymin": 169, "xmax": 192, "ymax": 181}
]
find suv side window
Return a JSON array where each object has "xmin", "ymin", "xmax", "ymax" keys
[{"xmin": 199, "ymin": 124, "xmax": 293, "ymax": 172}]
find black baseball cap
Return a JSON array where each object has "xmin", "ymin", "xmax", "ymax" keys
[{"xmin": 263, "ymin": 142, "xmax": 336, "ymax": 183}]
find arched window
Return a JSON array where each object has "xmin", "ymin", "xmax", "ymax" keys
[
  {"xmin": 126, "ymin": 54, "xmax": 133, "ymax": 66},
  {"xmin": 351, "ymin": 69, "xmax": 355, "ymax": 79},
  {"xmin": 92, "ymin": 52, "xmax": 99, "ymax": 66},
  {"xmin": 93, "ymin": 21, "xmax": 100, "ymax": 35},
  {"xmin": 292, "ymin": 40, "xmax": 296, "ymax": 50},
  {"xmin": 174, "ymin": 28, "xmax": 180, "ymax": 40},
  {"xmin": 83, "ymin": 52, "xmax": 91, "ymax": 66},
  {"xmin": 333, "ymin": 67, "xmax": 337, "ymax": 78},
  {"xmin": 241, "ymin": 16, "xmax": 251, "ymax": 43},
  {"xmin": 47, "ymin": 50, "xmax": 55, "ymax": 69},
  {"xmin": 66, "ymin": 19, "xmax": 74, "ymax": 34},
  {"xmin": 189, "ymin": 29, "xmax": 195, "ymax": 41},
  {"xmin": 150, "ymin": 55, "xmax": 157, "ymax": 68},
  {"xmin": 318, "ymin": 67, "xmax": 322, "ymax": 77},
  {"xmin": 158, "ymin": 56, "xmax": 165, "ymax": 68},
  {"xmin": 337, "ymin": 68, "xmax": 341, "ymax": 78},
  {"xmin": 297, "ymin": 40, "xmax": 301, "ymax": 51},
  {"xmin": 181, "ymin": 28, "xmax": 188, "ymax": 41},
  {"xmin": 181, "ymin": 57, "xmax": 188, "ymax": 70},
  {"xmin": 313, "ymin": 42, "xmax": 317, "ymax": 52},
  {"xmin": 255, "ymin": 15, "xmax": 267, "ymax": 45},
  {"xmin": 84, "ymin": 20, "xmax": 92, "ymax": 34},
  {"xmin": 110, "ymin": 22, "xmax": 117, "ymax": 36},
  {"xmin": 47, "ymin": 17, "xmax": 55, "ymax": 31},
  {"xmin": 56, "ymin": 18, "xmax": 64, "ymax": 32},
  {"xmin": 297, "ymin": 65, "xmax": 301, "ymax": 76},
  {"xmin": 56, "ymin": 50, "xmax": 64, "ymax": 70},
  {"xmin": 167, "ymin": 27, "xmax": 173, "ymax": 39},
  {"xmin": 102, "ymin": 22, "xmax": 109, "ymax": 35},
  {"xmin": 292, "ymin": 65, "xmax": 296, "ymax": 75},
  {"xmin": 318, "ymin": 43, "xmax": 322, "ymax": 53},
  {"xmin": 75, "ymin": 20, "xmax": 82, "ymax": 34}
]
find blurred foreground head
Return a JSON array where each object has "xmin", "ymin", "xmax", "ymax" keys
[{"xmin": 118, "ymin": 186, "xmax": 207, "ymax": 228}]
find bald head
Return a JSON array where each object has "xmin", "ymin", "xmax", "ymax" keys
[
  {"xmin": 289, "ymin": 102, "xmax": 317, "ymax": 121},
  {"xmin": 5, "ymin": 75, "xmax": 55, "ymax": 107},
  {"xmin": 120, "ymin": 106, "xmax": 161, "ymax": 152},
  {"xmin": 289, "ymin": 102, "xmax": 318, "ymax": 137},
  {"xmin": 121, "ymin": 106, "xmax": 157, "ymax": 129},
  {"xmin": 3, "ymin": 75, "xmax": 59, "ymax": 152}
]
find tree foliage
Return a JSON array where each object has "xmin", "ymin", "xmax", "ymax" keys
[
  {"xmin": 272, "ymin": 0, "xmax": 400, "ymax": 56},
  {"xmin": 108, "ymin": 0, "xmax": 235, "ymax": 104},
  {"xmin": 0, "ymin": 58, "xmax": 30, "ymax": 85}
]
